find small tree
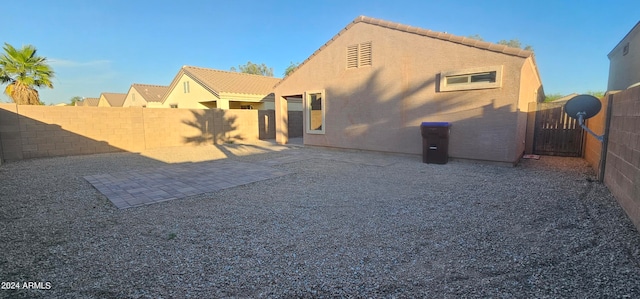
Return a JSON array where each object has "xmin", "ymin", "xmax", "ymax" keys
[
  {"xmin": 497, "ymin": 39, "xmax": 533, "ymax": 51},
  {"xmin": 467, "ymin": 34, "xmax": 484, "ymax": 41},
  {"xmin": 468, "ymin": 35, "xmax": 533, "ymax": 51},
  {"xmin": 544, "ymin": 93, "xmax": 565, "ymax": 102},
  {"xmin": 230, "ymin": 61, "xmax": 274, "ymax": 77},
  {"xmin": 586, "ymin": 91, "xmax": 604, "ymax": 98},
  {"xmin": 70, "ymin": 96, "xmax": 82, "ymax": 106},
  {"xmin": 284, "ymin": 61, "xmax": 300, "ymax": 77}
]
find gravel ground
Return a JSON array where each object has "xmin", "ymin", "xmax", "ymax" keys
[{"xmin": 1, "ymin": 144, "xmax": 640, "ymax": 298}]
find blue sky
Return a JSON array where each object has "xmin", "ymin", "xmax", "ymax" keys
[{"xmin": 1, "ymin": 0, "xmax": 638, "ymax": 105}]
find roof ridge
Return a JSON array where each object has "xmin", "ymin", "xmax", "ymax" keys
[
  {"xmin": 182, "ymin": 65, "xmax": 282, "ymax": 79},
  {"xmin": 274, "ymin": 15, "xmax": 532, "ymax": 88},
  {"xmin": 132, "ymin": 83, "xmax": 169, "ymax": 88},
  {"xmin": 355, "ymin": 16, "xmax": 532, "ymax": 58}
]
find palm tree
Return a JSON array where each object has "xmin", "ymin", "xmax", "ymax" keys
[{"xmin": 0, "ymin": 43, "xmax": 54, "ymax": 105}]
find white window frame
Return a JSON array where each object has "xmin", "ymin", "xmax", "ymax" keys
[
  {"xmin": 440, "ymin": 65, "xmax": 503, "ymax": 92},
  {"xmin": 305, "ymin": 90, "xmax": 325, "ymax": 134}
]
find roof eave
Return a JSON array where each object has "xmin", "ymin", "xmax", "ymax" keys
[{"xmin": 274, "ymin": 15, "xmax": 533, "ymax": 89}]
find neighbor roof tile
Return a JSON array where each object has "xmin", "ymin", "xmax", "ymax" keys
[
  {"xmin": 131, "ymin": 84, "xmax": 169, "ymax": 103},
  {"xmin": 182, "ymin": 66, "xmax": 281, "ymax": 96},
  {"xmin": 101, "ymin": 93, "xmax": 127, "ymax": 107}
]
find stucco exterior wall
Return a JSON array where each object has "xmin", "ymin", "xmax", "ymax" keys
[
  {"xmin": 162, "ymin": 74, "xmax": 218, "ymax": 109},
  {"xmin": 274, "ymin": 22, "xmax": 536, "ymax": 163},
  {"xmin": 608, "ymin": 22, "xmax": 640, "ymax": 91},
  {"xmin": 123, "ymin": 87, "xmax": 148, "ymax": 107},
  {"xmin": 583, "ymin": 94, "xmax": 611, "ymax": 176},
  {"xmin": 97, "ymin": 94, "xmax": 111, "ymax": 107},
  {"xmin": 518, "ymin": 57, "xmax": 545, "ymax": 157}
]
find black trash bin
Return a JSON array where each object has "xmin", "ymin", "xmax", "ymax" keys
[{"xmin": 420, "ymin": 122, "xmax": 450, "ymax": 164}]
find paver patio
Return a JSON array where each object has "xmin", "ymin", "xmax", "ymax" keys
[
  {"xmin": 84, "ymin": 142, "xmax": 396, "ymax": 209},
  {"xmin": 84, "ymin": 160, "xmax": 290, "ymax": 209}
]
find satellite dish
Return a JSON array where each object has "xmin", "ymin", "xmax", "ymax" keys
[{"xmin": 565, "ymin": 94, "xmax": 601, "ymax": 120}]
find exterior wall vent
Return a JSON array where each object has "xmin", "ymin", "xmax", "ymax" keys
[{"xmin": 346, "ymin": 42, "xmax": 372, "ymax": 69}]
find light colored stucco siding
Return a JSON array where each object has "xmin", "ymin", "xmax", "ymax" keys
[
  {"xmin": 122, "ymin": 87, "xmax": 148, "ymax": 108},
  {"xmin": 275, "ymin": 22, "xmax": 534, "ymax": 163},
  {"xmin": 608, "ymin": 23, "xmax": 640, "ymax": 91},
  {"xmin": 517, "ymin": 56, "xmax": 544, "ymax": 158},
  {"xmin": 97, "ymin": 95, "xmax": 110, "ymax": 107},
  {"xmin": 162, "ymin": 74, "xmax": 218, "ymax": 109}
]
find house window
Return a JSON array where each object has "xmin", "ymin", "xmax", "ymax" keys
[
  {"xmin": 306, "ymin": 90, "xmax": 325, "ymax": 134},
  {"xmin": 183, "ymin": 81, "xmax": 190, "ymax": 93},
  {"xmin": 170, "ymin": 104, "xmax": 178, "ymax": 108},
  {"xmin": 440, "ymin": 65, "xmax": 503, "ymax": 92},
  {"xmin": 240, "ymin": 105, "xmax": 254, "ymax": 110},
  {"xmin": 132, "ymin": 93, "xmax": 136, "ymax": 102},
  {"xmin": 446, "ymin": 71, "xmax": 497, "ymax": 85},
  {"xmin": 346, "ymin": 41, "xmax": 372, "ymax": 69}
]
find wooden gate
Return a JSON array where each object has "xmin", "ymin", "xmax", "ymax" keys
[{"xmin": 533, "ymin": 102, "xmax": 584, "ymax": 156}]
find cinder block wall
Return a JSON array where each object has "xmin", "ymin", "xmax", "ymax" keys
[
  {"xmin": 0, "ymin": 104, "xmax": 264, "ymax": 162},
  {"xmin": 603, "ymin": 86, "xmax": 640, "ymax": 231},
  {"xmin": 0, "ymin": 104, "xmax": 22, "ymax": 161}
]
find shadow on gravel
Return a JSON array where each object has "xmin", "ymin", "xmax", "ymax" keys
[{"xmin": 1, "ymin": 150, "xmax": 640, "ymax": 298}]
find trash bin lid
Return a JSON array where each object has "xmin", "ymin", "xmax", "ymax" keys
[{"xmin": 421, "ymin": 122, "xmax": 450, "ymax": 127}]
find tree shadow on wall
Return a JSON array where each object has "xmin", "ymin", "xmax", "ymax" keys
[
  {"xmin": 181, "ymin": 109, "xmax": 244, "ymax": 145},
  {"xmin": 322, "ymin": 68, "xmax": 526, "ymax": 162}
]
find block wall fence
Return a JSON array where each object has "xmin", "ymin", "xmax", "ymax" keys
[
  {"xmin": 584, "ymin": 85, "xmax": 640, "ymax": 231},
  {"xmin": 0, "ymin": 104, "xmax": 302, "ymax": 162}
]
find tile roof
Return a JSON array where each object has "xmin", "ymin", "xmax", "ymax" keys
[
  {"xmin": 355, "ymin": 16, "xmax": 533, "ymax": 58},
  {"xmin": 182, "ymin": 66, "xmax": 281, "ymax": 96},
  {"xmin": 131, "ymin": 84, "xmax": 169, "ymax": 103},
  {"xmin": 101, "ymin": 93, "xmax": 127, "ymax": 107},
  {"xmin": 275, "ymin": 15, "xmax": 534, "ymax": 88},
  {"xmin": 83, "ymin": 97, "xmax": 99, "ymax": 107}
]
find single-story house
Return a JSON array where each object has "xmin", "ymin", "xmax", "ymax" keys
[
  {"xmin": 122, "ymin": 84, "xmax": 169, "ymax": 107},
  {"xmin": 76, "ymin": 97, "xmax": 99, "ymax": 107},
  {"xmin": 273, "ymin": 16, "xmax": 544, "ymax": 164},
  {"xmin": 98, "ymin": 92, "xmax": 127, "ymax": 107},
  {"xmin": 608, "ymin": 21, "xmax": 640, "ymax": 91},
  {"xmin": 150, "ymin": 66, "xmax": 289, "ymax": 110}
]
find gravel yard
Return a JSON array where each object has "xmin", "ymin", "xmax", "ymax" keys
[{"xmin": 1, "ymin": 143, "xmax": 640, "ymax": 298}]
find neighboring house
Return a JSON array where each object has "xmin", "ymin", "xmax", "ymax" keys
[
  {"xmin": 122, "ymin": 84, "xmax": 169, "ymax": 107},
  {"xmin": 151, "ymin": 66, "xmax": 284, "ymax": 110},
  {"xmin": 552, "ymin": 93, "xmax": 578, "ymax": 102},
  {"xmin": 77, "ymin": 97, "xmax": 99, "ymax": 107},
  {"xmin": 98, "ymin": 93, "xmax": 127, "ymax": 107},
  {"xmin": 273, "ymin": 16, "xmax": 544, "ymax": 164},
  {"xmin": 608, "ymin": 21, "xmax": 640, "ymax": 91}
]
